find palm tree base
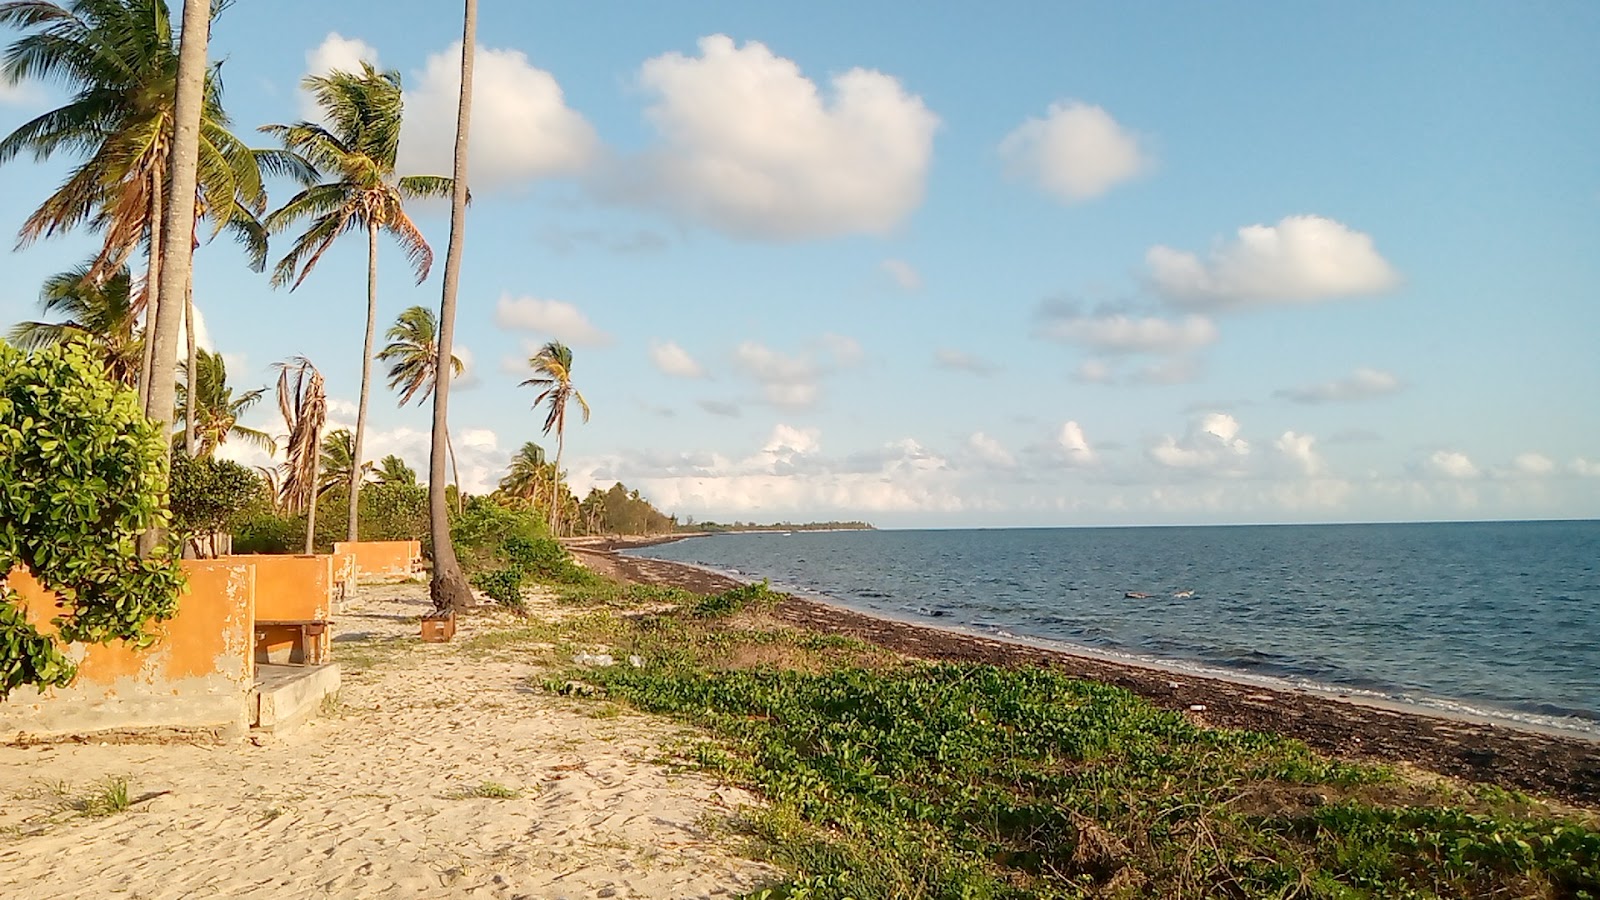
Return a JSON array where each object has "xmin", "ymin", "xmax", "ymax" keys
[{"xmin": 430, "ymin": 565, "xmax": 474, "ymax": 614}]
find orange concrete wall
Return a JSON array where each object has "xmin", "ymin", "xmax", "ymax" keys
[
  {"xmin": 333, "ymin": 540, "xmax": 422, "ymax": 582},
  {"xmin": 223, "ymin": 554, "xmax": 334, "ymax": 664},
  {"xmin": 0, "ymin": 560, "xmax": 256, "ymax": 740}
]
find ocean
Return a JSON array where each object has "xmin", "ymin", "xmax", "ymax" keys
[{"xmin": 628, "ymin": 521, "xmax": 1600, "ymax": 737}]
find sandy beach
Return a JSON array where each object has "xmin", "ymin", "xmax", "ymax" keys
[
  {"xmin": 0, "ymin": 582, "xmax": 775, "ymax": 900},
  {"xmin": 570, "ymin": 536, "xmax": 1600, "ymax": 807}
]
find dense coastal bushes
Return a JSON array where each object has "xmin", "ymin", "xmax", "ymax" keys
[{"xmin": 513, "ymin": 563, "xmax": 1600, "ymax": 900}]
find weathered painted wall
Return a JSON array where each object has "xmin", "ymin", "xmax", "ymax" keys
[
  {"xmin": 224, "ymin": 554, "xmax": 334, "ymax": 664},
  {"xmin": 333, "ymin": 540, "xmax": 422, "ymax": 582},
  {"xmin": 0, "ymin": 560, "xmax": 256, "ymax": 740}
]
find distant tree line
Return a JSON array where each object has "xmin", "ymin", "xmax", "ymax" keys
[{"xmin": 681, "ymin": 519, "xmax": 875, "ymax": 533}]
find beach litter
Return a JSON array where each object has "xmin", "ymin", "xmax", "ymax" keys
[{"xmin": 573, "ymin": 652, "xmax": 616, "ymax": 667}]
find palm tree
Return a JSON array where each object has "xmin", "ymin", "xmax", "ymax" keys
[
  {"xmin": 318, "ymin": 428, "xmax": 371, "ymax": 497},
  {"xmin": 0, "ymin": 1, "xmax": 292, "ymax": 413},
  {"xmin": 8, "ymin": 262, "xmax": 141, "ymax": 385},
  {"xmin": 375, "ymin": 454, "xmax": 416, "ymax": 486},
  {"xmin": 174, "ymin": 349, "xmax": 272, "ymax": 459},
  {"xmin": 262, "ymin": 63, "xmax": 452, "ymax": 546},
  {"xmin": 376, "ymin": 304, "xmax": 463, "ymax": 508},
  {"xmin": 498, "ymin": 441, "xmax": 547, "ymax": 508},
  {"xmin": 520, "ymin": 341, "xmax": 590, "ymax": 536},
  {"xmin": 427, "ymin": 0, "xmax": 478, "ymax": 614},
  {"xmin": 274, "ymin": 356, "xmax": 326, "ymax": 553}
]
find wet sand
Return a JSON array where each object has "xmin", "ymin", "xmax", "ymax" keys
[{"xmin": 570, "ymin": 538, "xmax": 1600, "ymax": 807}]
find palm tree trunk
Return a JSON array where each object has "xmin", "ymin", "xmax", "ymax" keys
[
  {"xmin": 183, "ymin": 278, "xmax": 197, "ymax": 456},
  {"xmin": 348, "ymin": 225, "xmax": 379, "ymax": 543},
  {"xmin": 137, "ymin": 171, "xmax": 163, "ymax": 410},
  {"xmin": 427, "ymin": 0, "xmax": 478, "ymax": 613},
  {"xmin": 304, "ymin": 440, "xmax": 322, "ymax": 554},
  {"xmin": 139, "ymin": 0, "xmax": 208, "ymax": 555},
  {"xmin": 551, "ymin": 433, "xmax": 564, "ymax": 537},
  {"xmin": 446, "ymin": 426, "xmax": 462, "ymax": 514}
]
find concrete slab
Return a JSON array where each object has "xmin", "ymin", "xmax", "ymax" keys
[{"xmin": 252, "ymin": 663, "xmax": 341, "ymax": 734}]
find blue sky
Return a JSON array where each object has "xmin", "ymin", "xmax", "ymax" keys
[{"xmin": 3, "ymin": 1, "xmax": 1597, "ymax": 527}]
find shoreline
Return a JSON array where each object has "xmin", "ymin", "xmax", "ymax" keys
[{"xmin": 570, "ymin": 541, "xmax": 1600, "ymax": 807}]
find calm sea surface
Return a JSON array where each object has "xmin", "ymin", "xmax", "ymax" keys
[{"xmin": 629, "ymin": 521, "xmax": 1600, "ymax": 736}]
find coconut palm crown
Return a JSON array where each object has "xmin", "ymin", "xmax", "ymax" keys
[{"xmin": 8, "ymin": 262, "xmax": 141, "ymax": 385}]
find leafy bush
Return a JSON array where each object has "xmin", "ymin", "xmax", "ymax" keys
[
  {"xmin": 359, "ymin": 480, "xmax": 428, "ymax": 543},
  {"xmin": 230, "ymin": 508, "xmax": 302, "ymax": 555},
  {"xmin": 693, "ymin": 580, "xmax": 782, "ymax": 617},
  {"xmin": 472, "ymin": 567, "xmax": 525, "ymax": 611},
  {"xmin": 0, "ymin": 341, "xmax": 184, "ymax": 696},
  {"xmin": 169, "ymin": 454, "xmax": 264, "ymax": 556}
]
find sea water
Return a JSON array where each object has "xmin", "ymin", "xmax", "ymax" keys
[{"xmin": 629, "ymin": 521, "xmax": 1600, "ymax": 737}]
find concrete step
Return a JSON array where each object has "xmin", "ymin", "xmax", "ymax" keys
[{"xmin": 251, "ymin": 663, "xmax": 341, "ymax": 734}]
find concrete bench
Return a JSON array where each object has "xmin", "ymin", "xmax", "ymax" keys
[{"xmin": 255, "ymin": 620, "xmax": 328, "ymax": 666}]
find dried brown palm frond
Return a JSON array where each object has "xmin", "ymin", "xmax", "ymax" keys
[{"xmin": 274, "ymin": 356, "xmax": 326, "ymax": 519}]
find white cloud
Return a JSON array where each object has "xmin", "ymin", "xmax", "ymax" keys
[
  {"xmin": 1035, "ymin": 303, "xmax": 1218, "ymax": 355},
  {"xmin": 1073, "ymin": 359, "xmax": 1113, "ymax": 384},
  {"xmin": 1512, "ymin": 452, "xmax": 1555, "ymax": 476},
  {"xmin": 302, "ymin": 33, "xmax": 380, "ymax": 116},
  {"xmin": 1427, "ymin": 450, "xmax": 1480, "ymax": 480},
  {"xmin": 452, "ymin": 345, "xmax": 480, "ymax": 390},
  {"xmin": 616, "ymin": 35, "xmax": 939, "ymax": 239},
  {"xmin": 819, "ymin": 333, "xmax": 864, "ymax": 366},
  {"xmin": 493, "ymin": 294, "xmax": 610, "ymax": 346},
  {"xmin": 1572, "ymin": 458, "xmax": 1600, "ymax": 478},
  {"xmin": 999, "ymin": 101, "xmax": 1150, "ymax": 202},
  {"xmin": 1275, "ymin": 431, "xmax": 1324, "ymax": 476},
  {"xmin": 649, "ymin": 340, "xmax": 705, "ymax": 378},
  {"xmin": 0, "ymin": 80, "xmax": 36, "ymax": 106},
  {"xmin": 1057, "ymin": 421, "xmax": 1097, "ymax": 466},
  {"xmin": 967, "ymin": 432, "xmax": 1015, "ymax": 468},
  {"xmin": 698, "ymin": 399, "xmax": 741, "ymax": 418},
  {"xmin": 731, "ymin": 336, "xmax": 860, "ymax": 409},
  {"xmin": 1277, "ymin": 367, "xmax": 1401, "ymax": 404},
  {"xmin": 934, "ymin": 348, "xmax": 998, "ymax": 376},
  {"xmin": 398, "ymin": 42, "xmax": 598, "ymax": 186},
  {"xmin": 881, "ymin": 258, "xmax": 922, "ymax": 291},
  {"xmin": 1150, "ymin": 413, "xmax": 1251, "ymax": 471},
  {"xmin": 1147, "ymin": 215, "xmax": 1399, "ymax": 309}
]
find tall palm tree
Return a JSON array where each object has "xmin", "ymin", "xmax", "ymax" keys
[
  {"xmin": 274, "ymin": 356, "xmax": 326, "ymax": 553},
  {"xmin": 520, "ymin": 341, "xmax": 590, "ymax": 536},
  {"xmin": 262, "ymin": 63, "xmax": 452, "ymax": 546},
  {"xmin": 498, "ymin": 441, "xmax": 547, "ymax": 508},
  {"xmin": 427, "ymin": 0, "xmax": 477, "ymax": 614},
  {"xmin": 0, "ymin": 1, "xmax": 293, "ymax": 412},
  {"xmin": 318, "ymin": 428, "xmax": 371, "ymax": 497},
  {"xmin": 173, "ymin": 349, "xmax": 272, "ymax": 459},
  {"xmin": 374, "ymin": 454, "xmax": 416, "ymax": 486},
  {"xmin": 376, "ymin": 304, "xmax": 463, "ymax": 508},
  {"xmin": 8, "ymin": 262, "xmax": 141, "ymax": 385}
]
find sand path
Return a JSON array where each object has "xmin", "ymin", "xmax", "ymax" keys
[{"xmin": 0, "ymin": 583, "xmax": 775, "ymax": 899}]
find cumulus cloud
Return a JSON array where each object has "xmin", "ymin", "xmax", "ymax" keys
[
  {"xmin": 1427, "ymin": 450, "xmax": 1480, "ymax": 480},
  {"xmin": 612, "ymin": 35, "xmax": 939, "ymax": 239},
  {"xmin": 731, "ymin": 335, "xmax": 861, "ymax": 409},
  {"xmin": 1571, "ymin": 458, "xmax": 1600, "ymax": 478},
  {"xmin": 493, "ymin": 294, "xmax": 610, "ymax": 345},
  {"xmin": 1275, "ymin": 431, "xmax": 1324, "ymax": 476},
  {"xmin": 1150, "ymin": 413, "xmax": 1250, "ymax": 471},
  {"xmin": 452, "ymin": 345, "xmax": 480, "ymax": 390},
  {"xmin": 880, "ymin": 258, "xmax": 922, "ymax": 291},
  {"xmin": 1057, "ymin": 421, "xmax": 1097, "ymax": 466},
  {"xmin": 1512, "ymin": 452, "xmax": 1555, "ymax": 476},
  {"xmin": 649, "ymin": 340, "xmax": 705, "ymax": 378},
  {"xmin": 1147, "ymin": 215, "xmax": 1399, "ymax": 310},
  {"xmin": 1276, "ymin": 367, "xmax": 1402, "ymax": 404},
  {"xmin": 1034, "ymin": 301, "xmax": 1218, "ymax": 355},
  {"xmin": 999, "ymin": 101, "xmax": 1150, "ymax": 202},
  {"xmin": 398, "ymin": 42, "xmax": 597, "ymax": 186},
  {"xmin": 967, "ymin": 432, "xmax": 1015, "ymax": 468},
  {"xmin": 933, "ymin": 348, "xmax": 999, "ymax": 376}
]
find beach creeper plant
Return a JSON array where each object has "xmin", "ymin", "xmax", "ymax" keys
[{"xmin": 0, "ymin": 341, "xmax": 184, "ymax": 697}]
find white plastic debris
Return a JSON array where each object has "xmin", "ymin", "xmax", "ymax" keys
[
  {"xmin": 628, "ymin": 655, "xmax": 645, "ymax": 668},
  {"xmin": 1188, "ymin": 704, "xmax": 1208, "ymax": 712},
  {"xmin": 572, "ymin": 652, "xmax": 615, "ymax": 667}
]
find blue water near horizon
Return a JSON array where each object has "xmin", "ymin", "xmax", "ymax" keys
[{"xmin": 628, "ymin": 521, "xmax": 1600, "ymax": 737}]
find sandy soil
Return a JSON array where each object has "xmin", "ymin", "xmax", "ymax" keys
[
  {"xmin": 0, "ymin": 582, "xmax": 775, "ymax": 900},
  {"xmin": 574, "ymin": 541, "xmax": 1600, "ymax": 807}
]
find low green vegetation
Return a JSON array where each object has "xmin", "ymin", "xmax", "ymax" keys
[
  {"xmin": 75, "ymin": 776, "xmax": 132, "ymax": 818},
  {"xmin": 505, "ymin": 568, "xmax": 1600, "ymax": 900},
  {"xmin": 453, "ymin": 781, "xmax": 520, "ymax": 800}
]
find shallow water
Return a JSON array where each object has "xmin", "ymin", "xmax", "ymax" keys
[{"xmin": 630, "ymin": 521, "xmax": 1600, "ymax": 736}]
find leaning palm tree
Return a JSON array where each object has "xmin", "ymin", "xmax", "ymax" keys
[
  {"xmin": 376, "ymin": 304, "xmax": 463, "ymax": 509},
  {"xmin": 520, "ymin": 341, "xmax": 590, "ymax": 536},
  {"xmin": 274, "ymin": 356, "xmax": 326, "ymax": 554},
  {"xmin": 8, "ymin": 262, "xmax": 142, "ymax": 385},
  {"xmin": 498, "ymin": 441, "xmax": 547, "ymax": 508},
  {"xmin": 174, "ymin": 349, "xmax": 273, "ymax": 459},
  {"xmin": 262, "ymin": 63, "xmax": 452, "ymax": 547},
  {"xmin": 426, "ymin": 0, "xmax": 478, "ymax": 614}
]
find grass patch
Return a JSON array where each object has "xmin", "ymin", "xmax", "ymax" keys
[
  {"xmin": 75, "ymin": 776, "xmax": 132, "ymax": 818},
  {"xmin": 529, "ymin": 579, "xmax": 1600, "ymax": 899},
  {"xmin": 452, "ymin": 781, "xmax": 521, "ymax": 800}
]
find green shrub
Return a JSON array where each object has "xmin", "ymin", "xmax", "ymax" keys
[
  {"xmin": 473, "ymin": 567, "xmax": 525, "ymax": 611},
  {"xmin": 230, "ymin": 508, "xmax": 302, "ymax": 555},
  {"xmin": 694, "ymin": 581, "xmax": 782, "ymax": 617},
  {"xmin": 169, "ymin": 454, "xmax": 263, "ymax": 556},
  {"xmin": 359, "ymin": 480, "xmax": 428, "ymax": 543},
  {"xmin": 0, "ymin": 341, "xmax": 185, "ymax": 696}
]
